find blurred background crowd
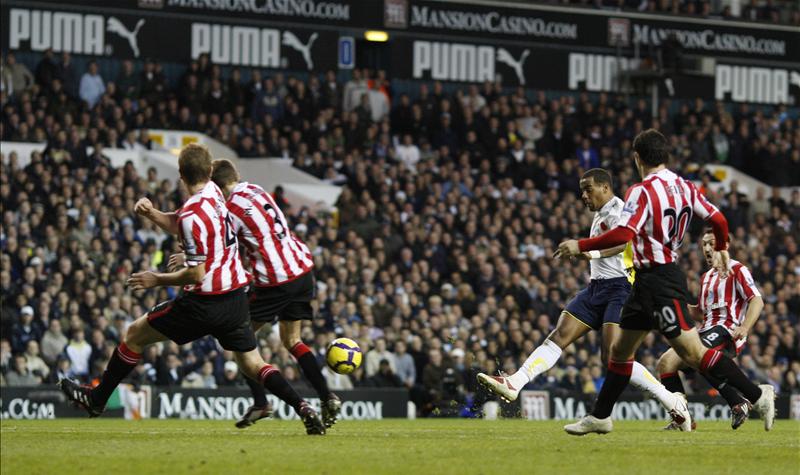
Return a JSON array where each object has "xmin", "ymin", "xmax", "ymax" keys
[{"xmin": 1, "ymin": 49, "xmax": 798, "ymax": 416}]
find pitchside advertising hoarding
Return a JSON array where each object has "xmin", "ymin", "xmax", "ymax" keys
[
  {"xmin": 0, "ymin": 387, "xmax": 408, "ymax": 420},
  {"xmin": 2, "ymin": 386, "xmax": 797, "ymax": 421}
]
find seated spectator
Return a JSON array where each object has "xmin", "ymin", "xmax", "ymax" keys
[
  {"xmin": 11, "ymin": 306, "xmax": 42, "ymax": 353},
  {"xmin": 24, "ymin": 340, "xmax": 50, "ymax": 381},
  {"xmin": 366, "ymin": 359, "xmax": 404, "ymax": 388},
  {"xmin": 5, "ymin": 354, "xmax": 41, "ymax": 386},
  {"xmin": 365, "ymin": 338, "xmax": 396, "ymax": 377}
]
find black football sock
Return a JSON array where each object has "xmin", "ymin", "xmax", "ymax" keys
[
  {"xmin": 245, "ymin": 374, "xmax": 268, "ymax": 407},
  {"xmin": 700, "ymin": 350, "xmax": 762, "ymax": 403},
  {"xmin": 291, "ymin": 342, "xmax": 331, "ymax": 400},
  {"xmin": 592, "ymin": 359, "xmax": 633, "ymax": 419},
  {"xmin": 703, "ymin": 373, "xmax": 746, "ymax": 407},
  {"xmin": 259, "ymin": 365, "xmax": 303, "ymax": 413},
  {"xmin": 91, "ymin": 343, "xmax": 141, "ymax": 406},
  {"xmin": 659, "ymin": 372, "xmax": 685, "ymax": 394}
]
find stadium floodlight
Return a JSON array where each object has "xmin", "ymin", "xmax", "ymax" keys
[{"xmin": 364, "ymin": 30, "xmax": 389, "ymax": 42}]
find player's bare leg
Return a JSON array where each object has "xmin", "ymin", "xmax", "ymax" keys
[
  {"xmin": 565, "ymin": 328, "xmax": 648, "ymax": 435},
  {"xmin": 280, "ymin": 320, "xmax": 341, "ymax": 428},
  {"xmin": 237, "ymin": 320, "xmax": 274, "ymax": 429},
  {"xmin": 668, "ymin": 329, "xmax": 774, "ymax": 431},
  {"xmin": 602, "ymin": 324, "xmax": 691, "ymax": 431},
  {"xmin": 59, "ymin": 314, "xmax": 167, "ymax": 417},
  {"xmin": 234, "ymin": 348, "xmax": 325, "ymax": 435},
  {"xmin": 478, "ymin": 311, "xmax": 589, "ymax": 402}
]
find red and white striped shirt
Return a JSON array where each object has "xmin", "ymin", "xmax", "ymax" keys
[
  {"xmin": 226, "ymin": 182, "xmax": 314, "ymax": 286},
  {"xmin": 179, "ymin": 181, "xmax": 249, "ymax": 294},
  {"xmin": 617, "ymin": 169, "xmax": 719, "ymax": 268},
  {"xmin": 698, "ymin": 259, "xmax": 760, "ymax": 350}
]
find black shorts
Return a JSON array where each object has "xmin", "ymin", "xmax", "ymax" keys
[
  {"xmin": 248, "ymin": 272, "xmax": 315, "ymax": 324},
  {"xmin": 620, "ymin": 263, "xmax": 693, "ymax": 340},
  {"xmin": 147, "ymin": 287, "xmax": 256, "ymax": 352},
  {"xmin": 700, "ymin": 325, "xmax": 739, "ymax": 358}
]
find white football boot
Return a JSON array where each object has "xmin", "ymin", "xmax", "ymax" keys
[
  {"xmin": 476, "ymin": 373, "xmax": 520, "ymax": 402},
  {"xmin": 564, "ymin": 415, "xmax": 613, "ymax": 436},
  {"xmin": 668, "ymin": 393, "xmax": 693, "ymax": 432},
  {"xmin": 753, "ymin": 384, "xmax": 776, "ymax": 431}
]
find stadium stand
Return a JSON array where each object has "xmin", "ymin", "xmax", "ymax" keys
[{"xmin": 1, "ymin": 52, "xmax": 798, "ymax": 417}]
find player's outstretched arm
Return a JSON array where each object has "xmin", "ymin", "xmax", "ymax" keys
[
  {"xmin": 581, "ymin": 243, "xmax": 627, "ymax": 259},
  {"xmin": 126, "ymin": 265, "xmax": 205, "ymax": 290},
  {"xmin": 134, "ymin": 197, "xmax": 179, "ymax": 235},
  {"xmin": 732, "ymin": 296, "xmax": 763, "ymax": 341},
  {"xmin": 555, "ymin": 226, "xmax": 635, "ymax": 259}
]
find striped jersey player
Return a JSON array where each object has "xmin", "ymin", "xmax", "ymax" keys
[
  {"xmin": 210, "ymin": 159, "xmax": 341, "ymax": 430},
  {"xmin": 59, "ymin": 144, "xmax": 326, "ymax": 435},
  {"xmin": 226, "ymin": 182, "xmax": 314, "ymax": 287},
  {"xmin": 656, "ymin": 230, "xmax": 764, "ymax": 430},
  {"xmin": 178, "ymin": 181, "xmax": 249, "ymax": 294}
]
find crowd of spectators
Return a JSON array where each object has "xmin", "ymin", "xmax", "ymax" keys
[
  {"xmin": 542, "ymin": 0, "xmax": 800, "ymax": 25},
  {"xmin": 1, "ymin": 51, "xmax": 798, "ymax": 417}
]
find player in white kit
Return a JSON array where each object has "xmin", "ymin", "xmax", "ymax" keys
[{"xmin": 478, "ymin": 169, "xmax": 691, "ymax": 429}]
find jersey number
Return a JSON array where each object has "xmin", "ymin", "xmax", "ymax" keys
[
  {"xmin": 263, "ymin": 202, "xmax": 287, "ymax": 240},
  {"xmin": 224, "ymin": 214, "xmax": 237, "ymax": 247},
  {"xmin": 663, "ymin": 206, "xmax": 692, "ymax": 244}
]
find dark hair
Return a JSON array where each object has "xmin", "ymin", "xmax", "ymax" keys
[
  {"xmin": 178, "ymin": 143, "xmax": 212, "ymax": 186},
  {"xmin": 633, "ymin": 128, "xmax": 669, "ymax": 166},
  {"xmin": 211, "ymin": 159, "xmax": 239, "ymax": 188},
  {"xmin": 581, "ymin": 168, "xmax": 613, "ymax": 188}
]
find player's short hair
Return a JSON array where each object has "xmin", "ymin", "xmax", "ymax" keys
[
  {"xmin": 581, "ymin": 168, "xmax": 613, "ymax": 188},
  {"xmin": 702, "ymin": 228, "xmax": 733, "ymax": 243},
  {"xmin": 633, "ymin": 129, "xmax": 669, "ymax": 166},
  {"xmin": 178, "ymin": 143, "xmax": 212, "ymax": 186},
  {"xmin": 211, "ymin": 159, "xmax": 239, "ymax": 188}
]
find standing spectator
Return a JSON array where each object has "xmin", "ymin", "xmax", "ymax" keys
[
  {"xmin": 4, "ymin": 52, "xmax": 34, "ymax": 96},
  {"xmin": 57, "ymin": 52, "xmax": 79, "ymax": 98},
  {"xmin": 79, "ymin": 61, "xmax": 106, "ymax": 109},
  {"xmin": 116, "ymin": 59, "xmax": 139, "ymax": 100},
  {"xmin": 35, "ymin": 48, "xmax": 58, "ymax": 88},
  {"xmin": 65, "ymin": 328, "xmax": 92, "ymax": 379}
]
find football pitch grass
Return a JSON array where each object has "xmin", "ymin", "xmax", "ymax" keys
[{"xmin": 2, "ymin": 419, "xmax": 798, "ymax": 475}]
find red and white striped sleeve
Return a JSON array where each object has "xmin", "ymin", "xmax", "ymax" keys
[
  {"xmin": 617, "ymin": 184, "xmax": 649, "ymax": 233},
  {"xmin": 734, "ymin": 264, "xmax": 760, "ymax": 301},
  {"xmin": 179, "ymin": 211, "xmax": 206, "ymax": 267},
  {"xmin": 687, "ymin": 180, "xmax": 719, "ymax": 220}
]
